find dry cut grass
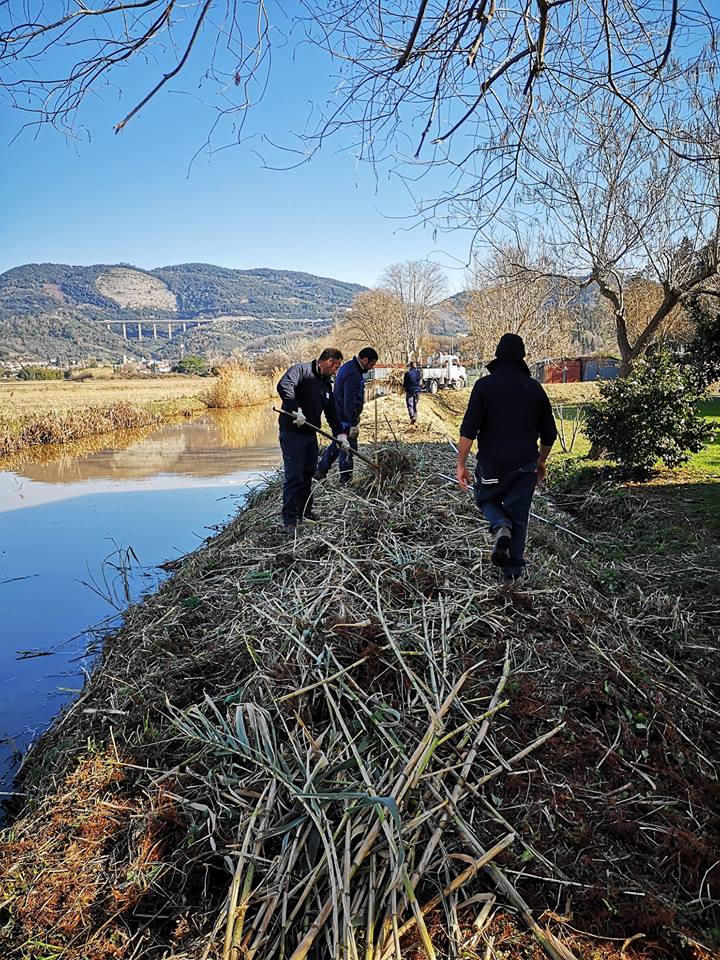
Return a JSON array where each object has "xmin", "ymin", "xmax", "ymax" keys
[{"xmin": 1, "ymin": 435, "xmax": 717, "ymax": 960}]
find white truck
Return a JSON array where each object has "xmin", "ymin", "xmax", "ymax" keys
[{"xmin": 421, "ymin": 353, "xmax": 467, "ymax": 393}]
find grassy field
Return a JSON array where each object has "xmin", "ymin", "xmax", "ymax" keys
[
  {"xmin": 364, "ymin": 384, "xmax": 720, "ymax": 546},
  {"xmin": 0, "ymin": 376, "xmax": 214, "ymax": 417}
]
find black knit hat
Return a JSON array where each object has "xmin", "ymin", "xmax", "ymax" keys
[{"xmin": 495, "ymin": 333, "xmax": 526, "ymax": 360}]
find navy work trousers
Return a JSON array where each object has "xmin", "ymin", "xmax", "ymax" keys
[
  {"xmin": 474, "ymin": 461, "xmax": 537, "ymax": 578},
  {"xmin": 317, "ymin": 434, "xmax": 358, "ymax": 483},
  {"xmin": 406, "ymin": 393, "xmax": 419, "ymax": 421},
  {"xmin": 279, "ymin": 430, "xmax": 318, "ymax": 525}
]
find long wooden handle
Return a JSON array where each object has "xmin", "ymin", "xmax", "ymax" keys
[
  {"xmin": 273, "ymin": 408, "xmax": 378, "ymax": 470},
  {"xmin": 437, "ymin": 473, "xmax": 589, "ymax": 543}
]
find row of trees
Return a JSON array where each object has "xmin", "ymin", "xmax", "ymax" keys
[
  {"xmin": 338, "ymin": 261, "xmax": 447, "ymax": 363},
  {"xmin": 335, "ymin": 253, "xmax": 579, "ymax": 365},
  {"xmin": 327, "ymin": 240, "xmax": 708, "ymax": 372},
  {"xmin": 249, "ymin": 238, "xmax": 710, "ymax": 372}
]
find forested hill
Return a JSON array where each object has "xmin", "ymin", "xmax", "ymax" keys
[
  {"xmin": 1, "ymin": 262, "xmax": 365, "ymax": 321},
  {"xmin": 0, "ymin": 262, "xmax": 366, "ymax": 362}
]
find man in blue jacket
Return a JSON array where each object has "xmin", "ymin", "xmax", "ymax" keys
[
  {"xmin": 455, "ymin": 334, "xmax": 557, "ymax": 582},
  {"xmin": 403, "ymin": 361, "xmax": 422, "ymax": 423},
  {"xmin": 315, "ymin": 346, "xmax": 379, "ymax": 484},
  {"xmin": 276, "ymin": 347, "xmax": 343, "ymax": 530}
]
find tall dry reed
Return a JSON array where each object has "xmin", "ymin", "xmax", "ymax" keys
[
  {"xmin": 0, "ymin": 400, "xmax": 202, "ymax": 457},
  {"xmin": 205, "ymin": 362, "xmax": 275, "ymax": 409}
]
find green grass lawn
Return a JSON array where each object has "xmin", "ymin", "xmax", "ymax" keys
[
  {"xmin": 549, "ymin": 394, "xmax": 720, "ymax": 541},
  {"xmin": 693, "ymin": 396, "xmax": 720, "ymax": 473}
]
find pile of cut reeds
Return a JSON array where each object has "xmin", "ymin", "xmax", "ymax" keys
[{"xmin": 1, "ymin": 442, "xmax": 718, "ymax": 960}]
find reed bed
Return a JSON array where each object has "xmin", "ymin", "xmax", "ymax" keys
[
  {"xmin": 206, "ymin": 363, "xmax": 276, "ymax": 410},
  {"xmin": 1, "ymin": 442, "xmax": 718, "ymax": 960},
  {"xmin": 0, "ymin": 399, "xmax": 205, "ymax": 457}
]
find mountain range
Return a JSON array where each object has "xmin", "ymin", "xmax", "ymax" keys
[{"xmin": 0, "ymin": 262, "xmax": 367, "ymax": 363}]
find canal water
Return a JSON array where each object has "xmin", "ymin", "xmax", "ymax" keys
[{"xmin": 0, "ymin": 407, "xmax": 281, "ymax": 798}]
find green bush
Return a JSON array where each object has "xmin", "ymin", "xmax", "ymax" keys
[
  {"xmin": 18, "ymin": 365, "xmax": 64, "ymax": 380},
  {"xmin": 585, "ymin": 352, "xmax": 711, "ymax": 478},
  {"xmin": 682, "ymin": 298, "xmax": 720, "ymax": 391},
  {"xmin": 173, "ymin": 355, "xmax": 209, "ymax": 376}
]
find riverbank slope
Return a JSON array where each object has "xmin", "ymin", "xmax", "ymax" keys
[{"xmin": 1, "ymin": 394, "xmax": 718, "ymax": 960}]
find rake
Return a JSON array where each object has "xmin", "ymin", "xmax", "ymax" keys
[{"xmin": 273, "ymin": 407, "xmax": 379, "ymax": 471}]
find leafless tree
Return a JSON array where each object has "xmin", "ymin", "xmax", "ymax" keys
[
  {"xmin": 497, "ymin": 94, "xmax": 720, "ymax": 373},
  {"xmin": 464, "ymin": 246, "xmax": 575, "ymax": 363},
  {"xmin": 0, "ymin": 0, "xmax": 270, "ymax": 138},
  {"xmin": 334, "ymin": 289, "xmax": 405, "ymax": 362},
  {"xmin": 379, "ymin": 260, "xmax": 447, "ymax": 361},
  {"xmin": 1, "ymin": 3, "xmax": 717, "ymax": 207}
]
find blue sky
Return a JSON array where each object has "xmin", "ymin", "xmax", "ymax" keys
[{"xmin": 0, "ymin": 12, "xmax": 472, "ymax": 292}]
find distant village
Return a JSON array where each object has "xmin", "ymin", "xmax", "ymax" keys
[
  {"xmin": 1, "ymin": 350, "xmax": 622, "ymax": 384},
  {"xmin": 0, "ymin": 354, "xmax": 175, "ymax": 380}
]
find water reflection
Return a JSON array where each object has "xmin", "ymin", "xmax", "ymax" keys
[
  {"xmin": 1, "ymin": 406, "xmax": 279, "ymax": 487},
  {"xmin": 0, "ymin": 407, "xmax": 281, "ymax": 800}
]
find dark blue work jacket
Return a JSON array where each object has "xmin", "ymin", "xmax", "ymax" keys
[
  {"xmin": 403, "ymin": 368, "xmax": 422, "ymax": 395},
  {"xmin": 334, "ymin": 357, "xmax": 366, "ymax": 430}
]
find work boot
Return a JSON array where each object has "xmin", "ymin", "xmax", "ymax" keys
[
  {"xmin": 303, "ymin": 511, "xmax": 320, "ymax": 522},
  {"xmin": 491, "ymin": 526, "xmax": 511, "ymax": 567},
  {"xmin": 312, "ymin": 470, "xmax": 326, "ymax": 482},
  {"xmin": 281, "ymin": 522, "xmax": 297, "ymax": 535}
]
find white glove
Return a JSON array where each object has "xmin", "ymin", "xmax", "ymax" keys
[
  {"xmin": 337, "ymin": 433, "xmax": 351, "ymax": 452},
  {"xmin": 293, "ymin": 407, "xmax": 306, "ymax": 428},
  {"xmin": 348, "ymin": 425, "xmax": 360, "ymax": 439}
]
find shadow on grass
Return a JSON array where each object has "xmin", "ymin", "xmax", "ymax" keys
[
  {"xmin": 626, "ymin": 478, "xmax": 720, "ymax": 537},
  {"xmin": 549, "ymin": 459, "xmax": 720, "ymax": 548}
]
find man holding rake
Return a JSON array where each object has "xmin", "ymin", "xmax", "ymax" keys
[{"xmin": 276, "ymin": 347, "xmax": 344, "ymax": 531}]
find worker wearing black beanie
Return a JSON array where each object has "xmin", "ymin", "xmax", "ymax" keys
[{"xmin": 455, "ymin": 334, "xmax": 557, "ymax": 582}]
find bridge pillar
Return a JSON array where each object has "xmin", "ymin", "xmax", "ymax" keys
[
  {"xmin": 182, "ymin": 322, "xmax": 187, "ymax": 332},
  {"xmin": 168, "ymin": 322, "xmax": 173, "ymax": 338},
  {"xmin": 137, "ymin": 322, "xmax": 142, "ymax": 341},
  {"xmin": 153, "ymin": 323, "xmax": 157, "ymax": 340},
  {"xmin": 122, "ymin": 322, "xmax": 127, "ymax": 339}
]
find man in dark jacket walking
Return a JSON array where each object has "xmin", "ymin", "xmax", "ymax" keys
[
  {"xmin": 315, "ymin": 347, "xmax": 379, "ymax": 484},
  {"xmin": 276, "ymin": 348, "xmax": 343, "ymax": 530},
  {"xmin": 403, "ymin": 361, "xmax": 422, "ymax": 423},
  {"xmin": 455, "ymin": 334, "xmax": 557, "ymax": 581}
]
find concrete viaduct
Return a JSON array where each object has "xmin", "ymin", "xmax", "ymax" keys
[
  {"xmin": 105, "ymin": 316, "xmax": 332, "ymax": 340},
  {"xmin": 104, "ymin": 317, "xmax": 218, "ymax": 341}
]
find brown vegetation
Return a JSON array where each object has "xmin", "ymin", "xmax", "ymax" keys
[
  {"xmin": 1, "ymin": 398, "xmax": 717, "ymax": 958},
  {"xmin": 0, "ymin": 376, "xmax": 213, "ymax": 416},
  {"xmin": 464, "ymin": 247, "xmax": 577, "ymax": 362},
  {"xmin": 0, "ymin": 751, "xmax": 183, "ymax": 960},
  {"xmin": 204, "ymin": 361, "xmax": 276, "ymax": 409},
  {"xmin": 0, "ymin": 371, "xmax": 276, "ymax": 457},
  {"xmin": 0, "ymin": 400, "xmax": 203, "ymax": 457}
]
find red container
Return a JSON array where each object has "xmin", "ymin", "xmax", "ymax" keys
[{"xmin": 544, "ymin": 359, "xmax": 582, "ymax": 383}]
